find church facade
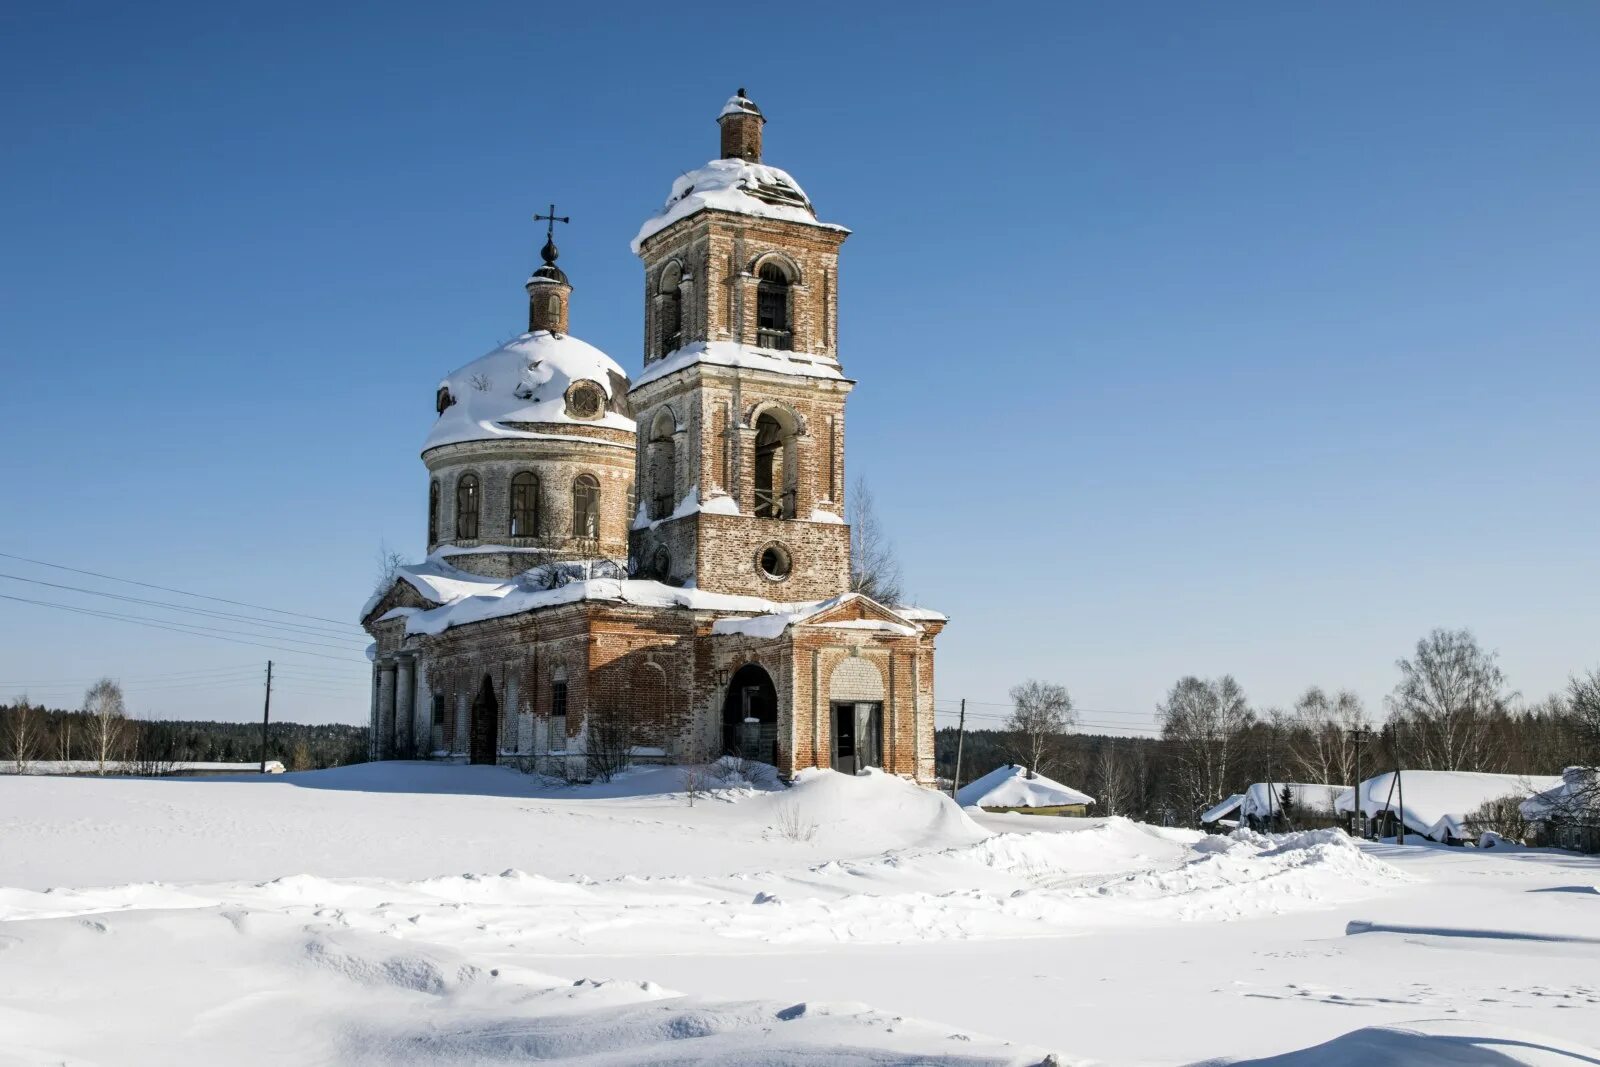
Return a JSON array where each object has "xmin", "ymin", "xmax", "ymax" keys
[{"xmin": 361, "ymin": 91, "xmax": 944, "ymax": 782}]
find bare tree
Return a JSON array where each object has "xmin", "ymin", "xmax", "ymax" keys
[
  {"xmin": 373, "ymin": 540, "xmax": 408, "ymax": 597},
  {"xmin": 847, "ymin": 477, "xmax": 904, "ymax": 605},
  {"xmin": 1386, "ymin": 628, "xmax": 1511, "ymax": 771},
  {"xmin": 5, "ymin": 696, "xmax": 40, "ymax": 773},
  {"xmin": 1003, "ymin": 680, "xmax": 1076, "ymax": 779},
  {"xmin": 1092, "ymin": 744, "xmax": 1131, "ymax": 817},
  {"xmin": 1289, "ymin": 686, "xmax": 1367, "ymax": 786},
  {"xmin": 83, "ymin": 678, "xmax": 127, "ymax": 775},
  {"xmin": 1570, "ymin": 668, "xmax": 1600, "ymax": 764},
  {"xmin": 1158, "ymin": 675, "xmax": 1255, "ymax": 824},
  {"xmin": 584, "ymin": 707, "xmax": 637, "ymax": 783}
]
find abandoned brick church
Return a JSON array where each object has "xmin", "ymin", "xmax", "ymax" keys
[{"xmin": 361, "ymin": 91, "xmax": 944, "ymax": 782}]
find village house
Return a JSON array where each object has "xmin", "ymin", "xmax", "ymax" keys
[{"xmin": 361, "ymin": 91, "xmax": 944, "ymax": 783}]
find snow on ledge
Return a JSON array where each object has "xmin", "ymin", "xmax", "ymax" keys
[{"xmin": 634, "ymin": 341, "xmax": 846, "ymax": 391}]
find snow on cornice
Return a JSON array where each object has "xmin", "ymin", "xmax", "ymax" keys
[
  {"xmin": 633, "ymin": 341, "xmax": 847, "ymax": 391},
  {"xmin": 424, "ymin": 331, "xmax": 634, "ymax": 452},
  {"xmin": 631, "ymin": 158, "xmax": 849, "ymax": 254}
]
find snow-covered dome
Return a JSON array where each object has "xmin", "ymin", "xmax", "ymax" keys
[
  {"xmin": 631, "ymin": 157, "xmax": 848, "ymax": 253},
  {"xmin": 424, "ymin": 331, "xmax": 634, "ymax": 452}
]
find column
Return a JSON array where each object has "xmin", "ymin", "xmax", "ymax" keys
[
  {"xmin": 368, "ymin": 662, "xmax": 381, "ymax": 760},
  {"xmin": 376, "ymin": 660, "xmax": 397, "ymax": 760},
  {"xmin": 394, "ymin": 654, "xmax": 415, "ymax": 759}
]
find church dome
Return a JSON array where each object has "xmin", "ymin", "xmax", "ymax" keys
[{"xmin": 424, "ymin": 331, "xmax": 634, "ymax": 453}]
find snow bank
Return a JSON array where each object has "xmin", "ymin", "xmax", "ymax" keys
[
  {"xmin": 1201, "ymin": 1019, "xmax": 1600, "ymax": 1065},
  {"xmin": 1337, "ymin": 771, "xmax": 1564, "ymax": 841},
  {"xmin": 956, "ymin": 764, "xmax": 1095, "ymax": 809},
  {"xmin": 6, "ymin": 760, "xmax": 284, "ymax": 776}
]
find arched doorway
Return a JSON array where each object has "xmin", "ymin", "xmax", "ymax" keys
[
  {"xmin": 722, "ymin": 663, "xmax": 777, "ymax": 765},
  {"xmin": 469, "ymin": 674, "xmax": 498, "ymax": 765}
]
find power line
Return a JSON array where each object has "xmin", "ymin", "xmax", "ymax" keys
[
  {"xmin": 0, "ymin": 572, "xmax": 367, "ymax": 642},
  {"xmin": 0, "ymin": 551, "xmax": 359, "ymax": 628},
  {"xmin": 0, "ymin": 593, "xmax": 365, "ymax": 663},
  {"xmin": 0, "ymin": 663, "xmax": 266, "ymax": 687}
]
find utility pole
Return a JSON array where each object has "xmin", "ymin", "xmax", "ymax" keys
[
  {"xmin": 1350, "ymin": 725, "xmax": 1368, "ymax": 839},
  {"xmin": 951, "ymin": 699, "xmax": 966, "ymax": 801},
  {"xmin": 259, "ymin": 660, "xmax": 273, "ymax": 774},
  {"xmin": 1394, "ymin": 721, "xmax": 1405, "ymax": 846}
]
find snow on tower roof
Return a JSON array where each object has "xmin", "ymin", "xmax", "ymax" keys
[
  {"xmin": 956, "ymin": 765, "xmax": 1095, "ymax": 810},
  {"xmin": 631, "ymin": 157, "xmax": 849, "ymax": 253},
  {"xmin": 1337, "ymin": 771, "xmax": 1564, "ymax": 841},
  {"xmin": 424, "ymin": 331, "xmax": 634, "ymax": 452}
]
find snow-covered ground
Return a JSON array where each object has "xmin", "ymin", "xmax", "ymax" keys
[{"xmin": 2, "ymin": 764, "xmax": 1597, "ymax": 1065}]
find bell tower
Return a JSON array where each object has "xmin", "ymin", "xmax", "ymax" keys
[{"xmin": 629, "ymin": 90, "xmax": 856, "ymax": 602}]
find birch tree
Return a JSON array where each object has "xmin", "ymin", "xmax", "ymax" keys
[
  {"xmin": 1289, "ymin": 686, "xmax": 1367, "ymax": 786},
  {"xmin": 1092, "ymin": 744, "xmax": 1132, "ymax": 816},
  {"xmin": 847, "ymin": 477, "xmax": 904, "ymax": 605},
  {"xmin": 84, "ymin": 678, "xmax": 126, "ymax": 775},
  {"xmin": 1003, "ymin": 680, "xmax": 1076, "ymax": 779},
  {"xmin": 1158, "ymin": 675, "xmax": 1254, "ymax": 824},
  {"xmin": 5, "ymin": 696, "xmax": 39, "ymax": 772},
  {"xmin": 1386, "ymin": 628, "xmax": 1509, "ymax": 771}
]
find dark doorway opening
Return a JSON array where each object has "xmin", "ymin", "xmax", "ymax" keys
[
  {"xmin": 831, "ymin": 701, "xmax": 883, "ymax": 775},
  {"xmin": 469, "ymin": 674, "xmax": 499, "ymax": 765},
  {"xmin": 722, "ymin": 664, "xmax": 778, "ymax": 765}
]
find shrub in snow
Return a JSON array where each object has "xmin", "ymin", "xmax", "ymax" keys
[{"xmin": 771, "ymin": 800, "xmax": 818, "ymax": 843}]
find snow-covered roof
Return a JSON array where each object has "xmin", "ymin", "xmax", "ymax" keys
[
  {"xmin": 1200, "ymin": 794, "xmax": 1244, "ymax": 824},
  {"xmin": 956, "ymin": 765, "xmax": 1095, "ymax": 810},
  {"xmin": 1239, "ymin": 783, "xmax": 1346, "ymax": 821},
  {"xmin": 1520, "ymin": 767, "xmax": 1598, "ymax": 820},
  {"xmin": 424, "ymin": 331, "xmax": 633, "ymax": 452},
  {"xmin": 631, "ymin": 157, "xmax": 849, "ymax": 253},
  {"xmin": 708, "ymin": 593, "xmax": 920, "ymax": 640},
  {"xmin": 1337, "ymin": 771, "xmax": 1565, "ymax": 841},
  {"xmin": 633, "ymin": 340, "xmax": 847, "ymax": 391}
]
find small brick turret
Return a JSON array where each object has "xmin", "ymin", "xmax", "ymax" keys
[
  {"xmin": 526, "ymin": 232, "xmax": 571, "ymax": 334},
  {"xmin": 718, "ymin": 88, "xmax": 764, "ymax": 163}
]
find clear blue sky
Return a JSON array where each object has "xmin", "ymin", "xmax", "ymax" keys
[{"xmin": 2, "ymin": 2, "xmax": 1596, "ymax": 733}]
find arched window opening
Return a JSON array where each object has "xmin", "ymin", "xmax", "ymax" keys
[
  {"xmin": 571, "ymin": 474, "xmax": 600, "ymax": 540},
  {"xmin": 510, "ymin": 471, "xmax": 539, "ymax": 538},
  {"xmin": 658, "ymin": 264, "xmax": 683, "ymax": 354},
  {"xmin": 456, "ymin": 473, "xmax": 480, "ymax": 540},
  {"xmin": 753, "ymin": 410, "xmax": 797, "ymax": 519},
  {"xmin": 756, "ymin": 262, "xmax": 792, "ymax": 350},
  {"xmin": 428, "ymin": 480, "xmax": 440, "ymax": 545},
  {"xmin": 647, "ymin": 410, "xmax": 677, "ymax": 520},
  {"xmin": 721, "ymin": 663, "xmax": 778, "ymax": 765}
]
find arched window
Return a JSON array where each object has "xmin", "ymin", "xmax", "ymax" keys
[
  {"xmin": 658, "ymin": 264, "xmax": 683, "ymax": 355},
  {"xmin": 510, "ymin": 471, "xmax": 539, "ymax": 538},
  {"xmin": 428, "ymin": 480, "xmax": 440, "ymax": 545},
  {"xmin": 756, "ymin": 262, "xmax": 793, "ymax": 350},
  {"xmin": 753, "ymin": 408, "xmax": 798, "ymax": 519},
  {"xmin": 456, "ymin": 473, "xmax": 480, "ymax": 540},
  {"xmin": 647, "ymin": 409, "xmax": 676, "ymax": 520},
  {"xmin": 571, "ymin": 474, "xmax": 600, "ymax": 540}
]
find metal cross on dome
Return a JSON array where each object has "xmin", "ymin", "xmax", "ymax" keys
[{"xmin": 534, "ymin": 203, "xmax": 569, "ymax": 241}]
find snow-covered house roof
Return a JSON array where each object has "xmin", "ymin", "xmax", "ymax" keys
[
  {"xmin": 1200, "ymin": 794, "xmax": 1244, "ymax": 825},
  {"xmin": 1239, "ymin": 782, "xmax": 1346, "ymax": 821},
  {"xmin": 424, "ymin": 331, "xmax": 633, "ymax": 452},
  {"xmin": 1337, "ymin": 771, "xmax": 1565, "ymax": 841},
  {"xmin": 956, "ymin": 765, "xmax": 1095, "ymax": 810},
  {"xmin": 632, "ymin": 157, "xmax": 850, "ymax": 253},
  {"xmin": 1521, "ymin": 767, "xmax": 1599, "ymax": 822}
]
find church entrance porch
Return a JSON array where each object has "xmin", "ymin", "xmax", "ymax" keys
[
  {"xmin": 469, "ymin": 674, "xmax": 498, "ymax": 765},
  {"xmin": 722, "ymin": 664, "xmax": 777, "ymax": 765},
  {"xmin": 830, "ymin": 701, "xmax": 883, "ymax": 774}
]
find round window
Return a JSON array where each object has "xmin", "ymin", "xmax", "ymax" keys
[
  {"xmin": 565, "ymin": 381, "xmax": 604, "ymax": 420},
  {"xmin": 758, "ymin": 543, "xmax": 792, "ymax": 581}
]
